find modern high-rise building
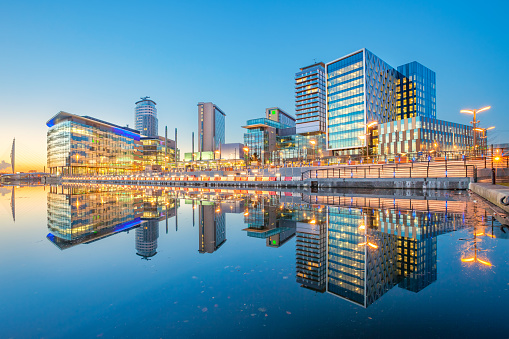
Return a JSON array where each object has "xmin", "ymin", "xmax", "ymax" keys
[
  {"xmin": 326, "ymin": 49, "xmax": 437, "ymax": 158},
  {"xmin": 198, "ymin": 102, "xmax": 226, "ymax": 152},
  {"xmin": 326, "ymin": 49, "xmax": 398, "ymax": 156},
  {"xmin": 295, "ymin": 62, "xmax": 326, "ymax": 135},
  {"xmin": 135, "ymin": 97, "xmax": 158, "ymax": 138},
  {"xmin": 396, "ymin": 62, "xmax": 436, "ymax": 120}
]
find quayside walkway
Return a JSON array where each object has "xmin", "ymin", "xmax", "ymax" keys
[{"xmin": 63, "ymin": 161, "xmax": 480, "ymax": 190}]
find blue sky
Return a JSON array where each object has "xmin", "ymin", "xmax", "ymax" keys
[{"xmin": 0, "ymin": 0, "xmax": 508, "ymax": 171}]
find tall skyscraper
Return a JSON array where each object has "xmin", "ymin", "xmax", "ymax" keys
[
  {"xmin": 295, "ymin": 62, "xmax": 326, "ymax": 135},
  {"xmin": 326, "ymin": 49, "xmax": 397, "ymax": 155},
  {"xmin": 135, "ymin": 96, "xmax": 158, "ymax": 138},
  {"xmin": 396, "ymin": 62, "xmax": 436, "ymax": 120},
  {"xmin": 325, "ymin": 49, "xmax": 436, "ymax": 157},
  {"xmin": 197, "ymin": 102, "xmax": 226, "ymax": 152}
]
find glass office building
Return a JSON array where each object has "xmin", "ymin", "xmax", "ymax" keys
[
  {"xmin": 396, "ymin": 62, "xmax": 436, "ymax": 120},
  {"xmin": 243, "ymin": 108, "xmax": 295, "ymax": 164},
  {"xmin": 141, "ymin": 136, "xmax": 178, "ymax": 170},
  {"xmin": 295, "ymin": 62, "xmax": 327, "ymax": 135},
  {"xmin": 327, "ymin": 49, "xmax": 398, "ymax": 155},
  {"xmin": 135, "ymin": 97, "xmax": 158, "ymax": 138},
  {"xmin": 47, "ymin": 112, "xmax": 143, "ymax": 175}
]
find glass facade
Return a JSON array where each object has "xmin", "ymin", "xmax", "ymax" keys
[
  {"xmin": 295, "ymin": 62, "xmax": 326, "ymax": 135},
  {"xmin": 198, "ymin": 102, "xmax": 226, "ymax": 152},
  {"xmin": 135, "ymin": 97, "xmax": 158, "ymax": 138},
  {"xmin": 214, "ymin": 107, "xmax": 226, "ymax": 150},
  {"xmin": 47, "ymin": 112, "xmax": 143, "ymax": 175},
  {"xmin": 397, "ymin": 62, "xmax": 436, "ymax": 120},
  {"xmin": 141, "ymin": 137, "xmax": 178, "ymax": 170},
  {"xmin": 327, "ymin": 50, "xmax": 397, "ymax": 154},
  {"xmin": 326, "ymin": 49, "xmax": 440, "ymax": 158},
  {"xmin": 243, "ymin": 116, "xmax": 291, "ymax": 164}
]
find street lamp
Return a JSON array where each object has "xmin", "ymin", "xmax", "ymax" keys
[
  {"xmin": 359, "ymin": 121, "xmax": 378, "ymax": 160},
  {"xmin": 309, "ymin": 139, "xmax": 316, "ymax": 163},
  {"xmin": 460, "ymin": 106, "xmax": 491, "ymax": 155},
  {"xmin": 243, "ymin": 147, "xmax": 249, "ymax": 170},
  {"xmin": 215, "ymin": 150, "xmax": 220, "ymax": 171},
  {"xmin": 473, "ymin": 126, "xmax": 495, "ymax": 155}
]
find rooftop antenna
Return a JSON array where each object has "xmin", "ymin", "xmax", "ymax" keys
[
  {"xmin": 141, "ymin": 96, "xmax": 150, "ymax": 100},
  {"xmin": 313, "ymin": 58, "xmax": 317, "ymax": 64}
]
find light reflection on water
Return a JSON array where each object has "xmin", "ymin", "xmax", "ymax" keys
[{"xmin": 0, "ymin": 184, "xmax": 508, "ymax": 338}]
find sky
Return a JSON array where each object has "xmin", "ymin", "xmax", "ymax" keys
[{"xmin": 0, "ymin": 0, "xmax": 508, "ymax": 172}]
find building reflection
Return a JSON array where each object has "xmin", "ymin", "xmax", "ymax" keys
[
  {"xmin": 242, "ymin": 195, "xmax": 296, "ymax": 248},
  {"xmin": 198, "ymin": 202, "xmax": 226, "ymax": 253},
  {"xmin": 46, "ymin": 185, "xmax": 144, "ymax": 250},
  {"xmin": 45, "ymin": 185, "xmax": 504, "ymax": 307},
  {"xmin": 46, "ymin": 185, "xmax": 178, "ymax": 259}
]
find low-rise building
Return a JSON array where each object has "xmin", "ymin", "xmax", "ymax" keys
[
  {"xmin": 378, "ymin": 116, "xmax": 475, "ymax": 159},
  {"xmin": 47, "ymin": 112, "xmax": 143, "ymax": 175}
]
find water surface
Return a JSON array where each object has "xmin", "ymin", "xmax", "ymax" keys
[{"xmin": 0, "ymin": 185, "xmax": 508, "ymax": 338}]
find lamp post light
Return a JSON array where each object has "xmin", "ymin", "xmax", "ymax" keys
[
  {"xmin": 473, "ymin": 126, "xmax": 495, "ymax": 156},
  {"xmin": 461, "ymin": 106, "xmax": 491, "ymax": 156},
  {"xmin": 309, "ymin": 139, "xmax": 316, "ymax": 163},
  {"xmin": 215, "ymin": 150, "xmax": 220, "ymax": 171},
  {"xmin": 358, "ymin": 120, "xmax": 378, "ymax": 161},
  {"xmin": 243, "ymin": 147, "xmax": 249, "ymax": 170}
]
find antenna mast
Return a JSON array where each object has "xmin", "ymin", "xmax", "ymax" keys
[{"xmin": 10, "ymin": 138, "xmax": 15, "ymax": 173}]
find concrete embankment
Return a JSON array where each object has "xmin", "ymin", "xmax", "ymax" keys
[
  {"xmin": 469, "ymin": 183, "xmax": 509, "ymax": 213},
  {"xmin": 64, "ymin": 177, "xmax": 470, "ymax": 190}
]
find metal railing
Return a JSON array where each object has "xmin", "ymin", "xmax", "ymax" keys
[{"xmin": 302, "ymin": 162, "xmax": 476, "ymax": 180}]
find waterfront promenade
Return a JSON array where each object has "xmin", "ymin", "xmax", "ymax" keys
[{"xmin": 63, "ymin": 160, "xmax": 486, "ymax": 190}]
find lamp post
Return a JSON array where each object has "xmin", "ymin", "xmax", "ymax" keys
[
  {"xmin": 243, "ymin": 147, "xmax": 249, "ymax": 170},
  {"xmin": 473, "ymin": 126, "xmax": 495, "ymax": 156},
  {"xmin": 359, "ymin": 121, "xmax": 378, "ymax": 161},
  {"xmin": 461, "ymin": 106, "xmax": 491, "ymax": 156},
  {"xmin": 309, "ymin": 139, "xmax": 316, "ymax": 164},
  {"xmin": 215, "ymin": 150, "xmax": 220, "ymax": 171}
]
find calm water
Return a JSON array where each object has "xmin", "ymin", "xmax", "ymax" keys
[{"xmin": 0, "ymin": 185, "xmax": 508, "ymax": 338}]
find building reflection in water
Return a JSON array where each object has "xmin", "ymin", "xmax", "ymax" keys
[
  {"xmin": 45, "ymin": 185, "xmax": 503, "ymax": 307},
  {"xmin": 46, "ymin": 185, "xmax": 144, "ymax": 250},
  {"xmin": 242, "ymin": 195, "xmax": 296, "ymax": 248},
  {"xmin": 46, "ymin": 185, "xmax": 178, "ymax": 259}
]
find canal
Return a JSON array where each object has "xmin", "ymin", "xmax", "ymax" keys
[{"xmin": 0, "ymin": 185, "xmax": 508, "ymax": 338}]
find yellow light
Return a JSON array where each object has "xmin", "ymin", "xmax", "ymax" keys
[
  {"xmin": 243, "ymin": 147, "xmax": 249, "ymax": 152},
  {"xmin": 477, "ymin": 106, "xmax": 491, "ymax": 113},
  {"xmin": 358, "ymin": 135, "xmax": 366, "ymax": 140},
  {"xmin": 487, "ymin": 126, "xmax": 495, "ymax": 131},
  {"xmin": 244, "ymin": 212, "xmax": 249, "ymax": 216},
  {"xmin": 367, "ymin": 242, "xmax": 378, "ymax": 249},
  {"xmin": 309, "ymin": 140, "xmax": 316, "ymax": 145},
  {"xmin": 477, "ymin": 258, "xmax": 492, "ymax": 267},
  {"xmin": 460, "ymin": 109, "xmax": 474, "ymax": 114},
  {"xmin": 309, "ymin": 219, "xmax": 316, "ymax": 224},
  {"xmin": 475, "ymin": 232, "xmax": 484, "ymax": 236},
  {"xmin": 359, "ymin": 225, "xmax": 365, "ymax": 230},
  {"xmin": 495, "ymin": 157, "xmax": 501, "ymax": 161},
  {"xmin": 367, "ymin": 121, "xmax": 378, "ymax": 128},
  {"xmin": 461, "ymin": 257, "xmax": 475, "ymax": 262},
  {"xmin": 485, "ymin": 233, "xmax": 496, "ymax": 238},
  {"xmin": 358, "ymin": 242, "xmax": 366, "ymax": 247}
]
